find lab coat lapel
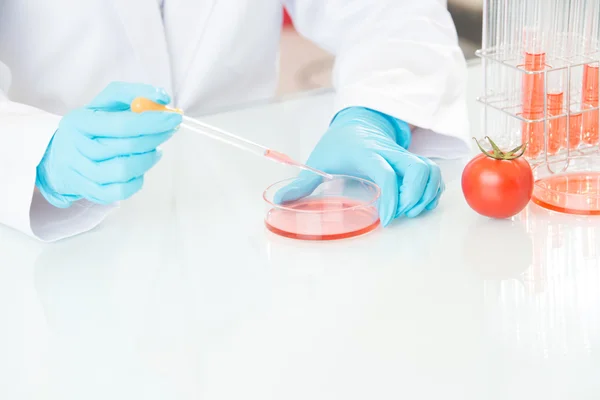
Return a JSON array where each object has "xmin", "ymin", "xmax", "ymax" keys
[
  {"xmin": 168, "ymin": 0, "xmax": 217, "ymax": 102},
  {"xmin": 112, "ymin": 0, "xmax": 173, "ymax": 94}
]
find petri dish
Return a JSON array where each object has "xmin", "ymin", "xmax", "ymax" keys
[
  {"xmin": 532, "ymin": 156, "xmax": 600, "ymax": 215},
  {"xmin": 263, "ymin": 175, "xmax": 381, "ymax": 241}
]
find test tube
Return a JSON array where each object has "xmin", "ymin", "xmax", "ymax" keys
[
  {"xmin": 483, "ymin": 0, "xmax": 515, "ymax": 148},
  {"xmin": 546, "ymin": 0, "xmax": 569, "ymax": 154},
  {"xmin": 581, "ymin": 0, "xmax": 600, "ymax": 146},
  {"xmin": 501, "ymin": 0, "xmax": 521, "ymax": 148},
  {"xmin": 521, "ymin": 0, "xmax": 552, "ymax": 158},
  {"xmin": 567, "ymin": 0, "xmax": 587, "ymax": 150}
]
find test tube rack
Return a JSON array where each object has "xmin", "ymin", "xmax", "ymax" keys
[
  {"xmin": 477, "ymin": 51, "xmax": 600, "ymax": 163},
  {"xmin": 476, "ymin": 0, "xmax": 600, "ymax": 215}
]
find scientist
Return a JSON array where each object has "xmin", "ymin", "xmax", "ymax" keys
[{"xmin": 0, "ymin": 0, "xmax": 469, "ymax": 241}]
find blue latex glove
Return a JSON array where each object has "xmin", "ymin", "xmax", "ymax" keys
[
  {"xmin": 275, "ymin": 107, "xmax": 444, "ymax": 226},
  {"xmin": 36, "ymin": 82, "xmax": 182, "ymax": 208}
]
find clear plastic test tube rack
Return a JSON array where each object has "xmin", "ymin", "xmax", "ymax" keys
[{"xmin": 477, "ymin": 0, "xmax": 600, "ymax": 215}]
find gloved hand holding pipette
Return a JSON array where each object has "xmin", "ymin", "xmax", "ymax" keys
[
  {"xmin": 275, "ymin": 107, "xmax": 444, "ymax": 227},
  {"xmin": 35, "ymin": 82, "xmax": 182, "ymax": 208}
]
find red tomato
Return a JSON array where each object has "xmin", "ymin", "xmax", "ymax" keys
[{"xmin": 462, "ymin": 140, "xmax": 534, "ymax": 219}]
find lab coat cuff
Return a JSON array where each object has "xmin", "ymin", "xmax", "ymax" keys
[
  {"xmin": 333, "ymin": 87, "xmax": 472, "ymax": 159},
  {"xmin": 0, "ymin": 101, "xmax": 114, "ymax": 241},
  {"xmin": 30, "ymin": 193, "xmax": 117, "ymax": 242}
]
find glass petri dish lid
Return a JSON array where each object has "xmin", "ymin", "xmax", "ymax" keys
[{"xmin": 532, "ymin": 155, "xmax": 600, "ymax": 215}]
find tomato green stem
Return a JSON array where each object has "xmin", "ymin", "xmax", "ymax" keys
[{"xmin": 472, "ymin": 137, "xmax": 528, "ymax": 160}]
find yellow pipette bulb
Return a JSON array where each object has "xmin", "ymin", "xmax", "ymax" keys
[{"xmin": 130, "ymin": 97, "xmax": 183, "ymax": 114}]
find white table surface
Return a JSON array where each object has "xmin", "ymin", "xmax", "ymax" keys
[{"xmin": 2, "ymin": 63, "xmax": 600, "ymax": 400}]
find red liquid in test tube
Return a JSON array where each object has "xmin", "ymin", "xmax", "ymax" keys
[
  {"xmin": 569, "ymin": 112, "xmax": 583, "ymax": 149},
  {"xmin": 546, "ymin": 92, "xmax": 566, "ymax": 154},
  {"xmin": 522, "ymin": 52, "xmax": 546, "ymax": 158},
  {"xmin": 582, "ymin": 64, "xmax": 599, "ymax": 145}
]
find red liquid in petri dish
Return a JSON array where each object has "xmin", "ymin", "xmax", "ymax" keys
[
  {"xmin": 265, "ymin": 197, "xmax": 380, "ymax": 240},
  {"xmin": 522, "ymin": 53, "xmax": 546, "ymax": 158},
  {"xmin": 532, "ymin": 172, "xmax": 600, "ymax": 215},
  {"xmin": 582, "ymin": 64, "xmax": 599, "ymax": 145},
  {"xmin": 546, "ymin": 92, "xmax": 566, "ymax": 154}
]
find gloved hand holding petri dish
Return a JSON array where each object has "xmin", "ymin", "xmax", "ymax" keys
[{"xmin": 264, "ymin": 107, "xmax": 444, "ymax": 240}]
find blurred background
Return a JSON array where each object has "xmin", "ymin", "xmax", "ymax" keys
[{"xmin": 277, "ymin": 0, "xmax": 483, "ymax": 95}]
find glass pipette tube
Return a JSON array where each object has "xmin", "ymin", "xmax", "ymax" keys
[
  {"xmin": 581, "ymin": 0, "xmax": 600, "ymax": 145},
  {"xmin": 130, "ymin": 97, "xmax": 332, "ymax": 179}
]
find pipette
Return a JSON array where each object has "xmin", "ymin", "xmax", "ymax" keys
[{"xmin": 130, "ymin": 97, "xmax": 332, "ymax": 180}]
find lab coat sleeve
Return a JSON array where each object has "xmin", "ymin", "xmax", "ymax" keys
[
  {"xmin": 0, "ymin": 62, "xmax": 114, "ymax": 242},
  {"xmin": 282, "ymin": 0, "xmax": 472, "ymax": 159}
]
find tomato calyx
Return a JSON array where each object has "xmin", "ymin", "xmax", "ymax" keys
[{"xmin": 473, "ymin": 136, "xmax": 527, "ymax": 161}]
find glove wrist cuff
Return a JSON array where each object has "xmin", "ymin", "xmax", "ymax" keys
[{"xmin": 35, "ymin": 165, "xmax": 74, "ymax": 208}]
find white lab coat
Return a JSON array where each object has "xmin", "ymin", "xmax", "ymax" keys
[{"xmin": 0, "ymin": 0, "xmax": 470, "ymax": 242}]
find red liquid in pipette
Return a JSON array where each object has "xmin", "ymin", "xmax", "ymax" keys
[
  {"xmin": 582, "ymin": 64, "xmax": 599, "ymax": 145},
  {"xmin": 264, "ymin": 149, "xmax": 298, "ymax": 166},
  {"xmin": 265, "ymin": 149, "xmax": 330, "ymax": 178},
  {"xmin": 547, "ymin": 92, "xmax": 566, "ymax": 154},
  {"xmin": 265, "ymin": 197, "xmax": 380, "ymax": 241},
  {"xmin": 522, "ymin": 52, "xmax": 546, "ymax": 159}
]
